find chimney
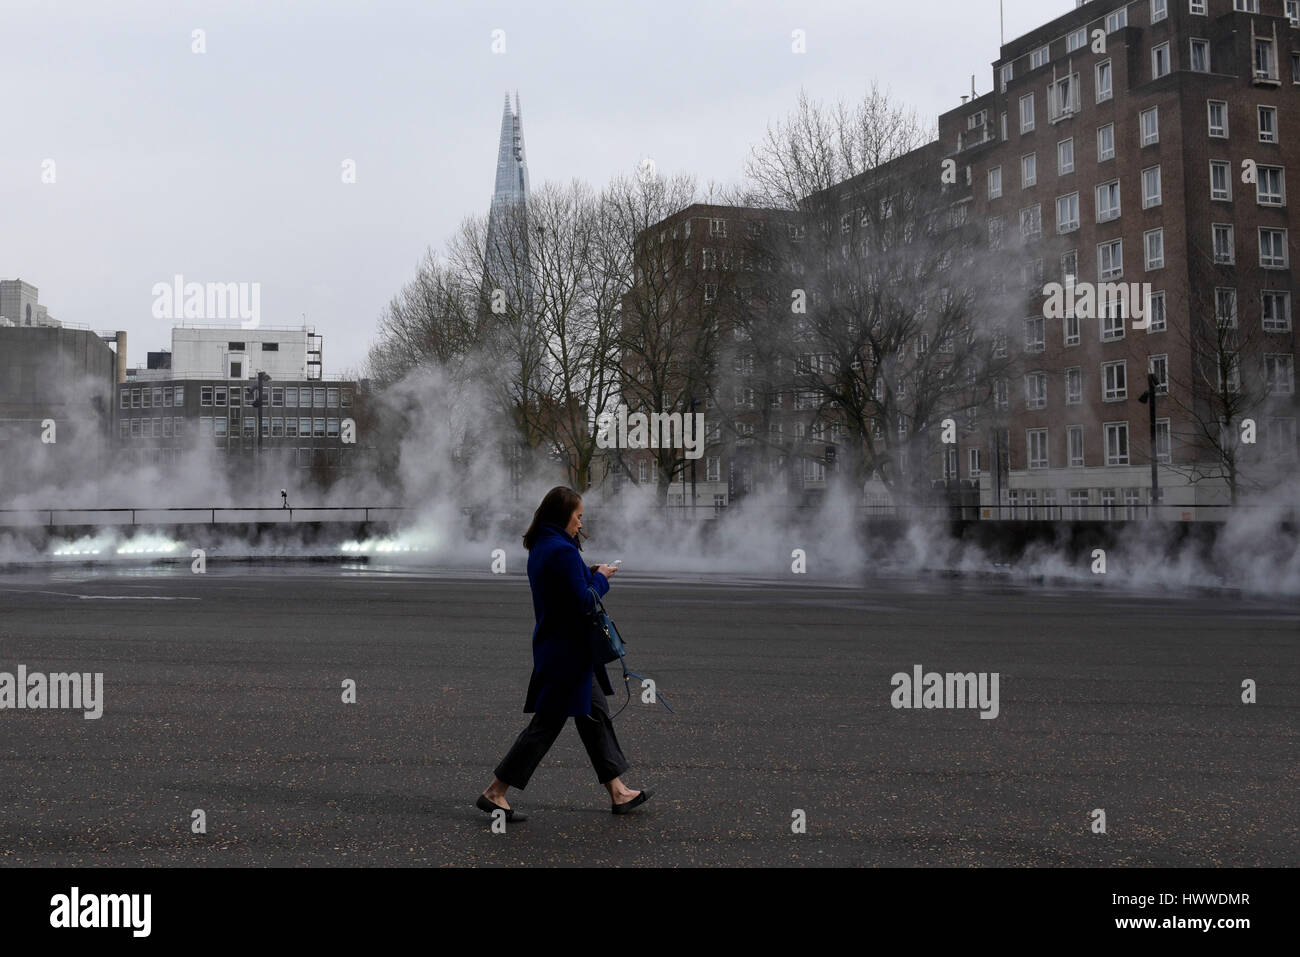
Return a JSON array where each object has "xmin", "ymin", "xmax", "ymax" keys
[{"xmin": 115, "ymin": 331, "xmax": 127, "ymax": 383}]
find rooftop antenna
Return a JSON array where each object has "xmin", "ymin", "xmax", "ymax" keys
[{"xmin": 1000, "ymin": 0, "xmax": 1005, "ymax": 47}]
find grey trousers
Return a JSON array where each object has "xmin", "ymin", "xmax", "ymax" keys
[{"xmin": 495, "ymin": 673, "xmax": 630, "ymax": 788}]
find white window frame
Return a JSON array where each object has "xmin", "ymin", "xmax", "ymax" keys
[
  {"xmin": 1096, "ymin": 60, "xmax": 1113, "ymax": 102},
  {"xmin": 1068, "ymin": 425, "xmax": 1085, "ymax": 468},
  {"xmin": 1096, "ymin": 179, "xmax": 1121, "ymax": 222},
  {"xmin": 1141, "ymin": 107, "xmax": 1160, "ymax": 146},
  {"xmin": 1098, "ymin": 239, "xmax": 1124, "ymax": 280},
  {"xmin": 1258, "ymin": 105, "xmax": 1278, "ymax": 144},
  {"xmin": 1142, "ymin": 166, "xmax": 1162, "ymax": 208},
  {"xmin": 1025, "ymin": 372, "xmax": 1048, "ymax": 410},
  {"xmin": 1145, "ymin": 228, "xmax": 1165, "ymax": 270},
  {"xmin": 1020, "ymin": 93, "xmax": 1036, "ymax": 133},
  {"xmin": 1190, "ymin": 38, "xmax": 1211, "ymax": 73},
  {"xmin": 1210, "ymin": 160, "xmax": 1232, "ymax": 201},
  {"xmin": 1213, "ymin": 224, "xmax": 1235, "ymax": 264},
  {"xmin": 1262, "ymin": 291, "xmax": 1292, "ymax": 332},
  {"xmin": 1103, "ymin": 360, "xmax": 1128, "ymax": 401},
  {"xmin": 1097, "ymin": 123, "xmax": 1116, "ymax": 162},
  {"xmin": 1065, "ymin": 366, "xmax": 1083, "ymax": 405},
  {"xmin": 1208, "ymin": 100, "xmax": 1228, "ymax": 138},
  {"xmin": 1028, "ymin": 429, "xmax": 1050, "ymax": 469},
  {"xmin": 1148, "ymin": 291, "xmax": 1167, "ymax": 332},
  {"xmin": 1104, "ymin": 422, "xmax": 1130, "ymax": 466},
  {"xmin": 1057, "ymin": 192, "xmax": 1080, "ymax": 233},
  {"xmin": 1057, "ymin": 137, "xmax": 1075, "ymax": 174},
  {"xmin": 988, "ymin": 166, "xmax": 1003, "ymax": 199},
  {"xmin": 1152, "ymin": 42, "xmax": 1171, "ymax": 80},
  {"xmin": 1021, "ymin": 152, "xmax": 1037, "ymax": 188},
  {"xmin": 1257, "ymin": 165, "xmax": 1285, "ymax": 205},
  {"xmin": 1260, "ymin": 227, "xmax": 1289, "ymax": 268}
]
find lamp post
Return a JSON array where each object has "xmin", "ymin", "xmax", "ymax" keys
[{"xmin": 1138, "ymin": 372, "xmax": 1160, "ymax": 517}]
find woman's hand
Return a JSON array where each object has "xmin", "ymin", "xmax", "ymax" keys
[{"xmin": 592, "ymin": 564, "xmax": 619, "ymax": 578}]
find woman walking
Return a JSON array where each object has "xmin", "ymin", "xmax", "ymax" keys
[{"xmin": 477, "ymin": 486, "xmax": 652, "ymax": 822}]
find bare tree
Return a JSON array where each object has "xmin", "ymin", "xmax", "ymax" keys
[{"xmin": 740, "ymin": 86, "xmax": 1010, "ymax": 500}]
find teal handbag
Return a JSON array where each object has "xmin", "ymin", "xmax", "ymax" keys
[{"xmin": 587, "ymin": 586, "xmax": 626, "ymax": 664}]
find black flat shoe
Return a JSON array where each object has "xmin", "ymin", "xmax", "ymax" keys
[
  {"xmin": 476, "ymin": 794, "xmax": 527, "ymax": 822},
  {"xmin": 611, "ymin": 788, "xmax": 653, "ymax": 815}
]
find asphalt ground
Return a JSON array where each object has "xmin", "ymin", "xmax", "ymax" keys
[{"xmin": 0, "ymin": 562, "xmax": 1296, "ymax": 866}]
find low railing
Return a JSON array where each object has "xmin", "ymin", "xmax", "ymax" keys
[{"xmin": 0, "ymin": 506, "xmax": 407, "ymax": 527}]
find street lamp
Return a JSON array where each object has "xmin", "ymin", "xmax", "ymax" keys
[{"xmin": 1138, "ymin": 372, "xmax": 1160, "ymax": 516}]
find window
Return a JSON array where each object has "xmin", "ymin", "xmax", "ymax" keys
[
  {"xmin": 1066, "ymin": 367, "xmax": 1083, "ymax": 405},
  {"xmin": 1097, "ymin": 123, "xmax": 1115, "ymax": 162},
  {"xmin": 1058, "ymin": 138, "xmax": 1075, "ymax": 174},
  {"xmin": 1190, "ymin": 38, "xmax": 1210, "ymax": 73},
  {"xmin": 988, "ymin": 166, "xmax": 1003, "ymax": 199},
  {"xmin": 1057, "ymin": 192, "xmax": 1080, "ymax": 232},
  {"xmin": 1020, "ymin": 94, "xmax": 1035, "ymax": 133},
  {"xmin": 1068, "ymin": 28, "xmax": 1087, "ymax": 53},
  {"xmin": 1219, "ymin": 352, "xmax": 1241, "ymax": 393},
  {"xmin": 1021, "ymin": 153, "xmax": 1037, "ymax": 187},
  {"xmin": 995, "ymin": 379, "xmax": 1009, "ymax": 410},
  {"xmin": 1065, "ymin": 310, "xmax": 1081, "ymax": 347},
  {"xmin": 1213, "ymin": 224, "xmax": 1235, "ymax": 264},
  {"xmin": 327, "ymin": 417, "xmax": 340, "ymax": 437},
  {"xmin": 1097, "ymin": 180, "xmax": 1121, "ymax": 221},
  {"xmin": 1208, "ymin": 100, "xmax": 1228, "ymax": 138},
  {"xmin": 1068, "ymin": 426, "xmax": 1085, "ymax": 468},
  {"xmin": 1062, "ymin": 249, "xmax": 1079, "ymax": 283},
  {"xmin": 1155, "ymin": 419, "xmax": 1171, "ymax": 464},
  {"xmin": 152, "ymin": 387, "xmax": 162, "ymax": 408},
  {"xmin": 1020, "ymin": 205, "xmax": 1042, "ymax": 239},
  {"xmin": 1268, "ymin": 418, "xmax": 1298, "ymax": 459},
  {"xmin": 314, "ymin": 417, "xmax": 326, "ymax": 438},
  {"xmin": 214, "ymin": 417, "xmax": 227, "ymax": 438},
  {"xmin": 1106, "ymin": 8, "xmax": 1127, "ymax": 33},
  {"xmin": 1149, "ymin": 291, "xmax": 1167, "ymax": 332},
  {"xmin": 1257, "ymin": 166, "xmax": 1285, "ymax": 205},
  {"xmin": 286, "ymin": 417, "xmax": 298, "ymax": 438},
  {"xmin": 262, "ymin": 341, "xmax": 279, "ymax": 352},
  {"xmin": 1001, "ymin": 63, "xmax": 1013, "ymax": 92},
  {"xmin": 141, "ymin": 388, "xmax": 151, "ymax": 409},
  {"xmin": 988, "ymin": 217, "xmax": 1004, "ymax": 247},
  {"xmin": 1234, "ymin": 0, "xmax": 1259, "ymax": 12},
  {"xmin": 1149, "ymin": 355, "xmax": 1169, "ymax": 395},
  {"xmin": 1099, "ymin": 240, "xmax": 1124, "ymax": 280},
  {"xmin": 1216, "ymin": 287, "xmax": 1238, "ymax": 327},
  {"xmin": 270, "ymin": 386, "xmax": 283, "ymax": 407},
  {"xmin": 119, "ymin": 389, "xmax": 130, "ymax": 410},
  {"xmin": 969, "ymin": 448, "xmax": 982, "ymax": 478},
  {"xmin": 229, "ymin": 361, "xmax": 243, "ymax": 379},
  {"xmin": 1105, "ymin": 422, "xmax": 1130, "ymax": 465},
  {"xmin": 1025, "ymin": 317, "xmax": 1045, "ymax": 353},
  {"xmin": 1141, "ymin": 107, "xmax": 1160, "ymax": 146},
  {"xmin": 1152, "ymin": 42, "xmax": 1171, "ymax": 79},
  {"xmin": 709, "ymin": 218, "xmax": 727, "ymax": 237},
  {"xmin": 1258, "ymin": 106, "xmax": 1278, "ymax": 143},
  {"xmin": 1255, "ymin": 39, "xmax": 1277, "ymax": 81},
  {"xmin": 703, "ymin": 283, "xmax": 717, "ymax": 303},
  {"xmin": 1288, "ymin": 0, "xmax": 1300, "ymax": 26},
  {"xmin": 200, "ymin": 386, "xmax": 212, "ymax": 407},
  {"xmin": 1026, "ymin": 372, "xmax": 1048, "ymax": 410},
  {"xmin": 1260, "ymin": 228, "xmax": 1289, "ymax": 268},
  {"xmin": 341, "ymin": 388, "xmax": 352, "ymax": 408},
  {"xmin": 174, "ymin": 386, "xmax": 184, "ymax": 406},
  {"xmin": 1151, "ymin": 0, "xmax": 1168, "ymax": 21},
  {"xmin": 1102, "ymin": 297, "xmax": 1126, "ymax": 341},
  {"xmin": 1142, "ymin": 166, "xmax": 1162, "ymax": 208},
  {"xmin": 299, "ymin": 417, "xmax": 311, "ymax": 437},
  {"xmin": 327, "ymin": 387, "xmax": 339, "ymax": 408},
  {"xmin": 1030, "ymin": 45, "xmax": 1050, "ymax": 69},
  {"xmin": 1049, "ymin": 74, "xmax": 1079, "ymax": 121},
  {"xmin": 1103, "ymin": 361, "xmax": 1128, "ymax": 401},
  {"xmin": 271, "ymin": 417, "xmax": 284, "ymax": 437},
  {"xmin": 1262, "ymin": 292, "xmax": 1291, "ymax": 332},
  {"xmin": 1145, "ymin": 229, "xmax": 1165, "ymax": 270},
  {"xmin": 1293, "ymin": 52, "xmax": 1300, "ymax": 83},
  {"xmin": 1028, "ymin": 429, "xmax": 1049, "ymax": 469},
  {"xmin": 1096, "ymin": 60, "xmax": 1113, "ymax": 102},
  {"xmin": 1001, "ymin": 111, "xmax": 1008, "ymax": 141},
  {"xmin": 1190, "ymin": 0, "xmax": 1207, "ymax": 13},
  {"xmin": 1210, "ymin": 160, "xmax": 1232, "ymax": 201}
]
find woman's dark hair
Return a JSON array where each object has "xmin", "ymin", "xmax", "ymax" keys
[{"xmin": 523, "ymin": 486, "xmax": 583, "ymax": 550}]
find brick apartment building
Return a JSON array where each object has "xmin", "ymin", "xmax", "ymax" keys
[
  {"xmin": 944, "ymin": 0, "xmax": 1298, "ymax": 518},
  {"xmin": 615, "ymin": 0, "xmax": 1297, "ymax": 519}
]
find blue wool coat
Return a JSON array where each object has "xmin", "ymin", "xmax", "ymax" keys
[{"xmin": 523, "ymin": 523, "xmax": 614, "ymax": 717}]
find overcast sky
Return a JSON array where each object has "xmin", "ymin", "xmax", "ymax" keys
[{"xmin": 1, "ymin": 0, "xmax": 1075, "ymax": 375}]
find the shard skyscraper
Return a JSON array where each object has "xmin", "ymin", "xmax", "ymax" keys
[{"xmin": 481, "ymin": 92, "xmax": 532, "ymax": 319}]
